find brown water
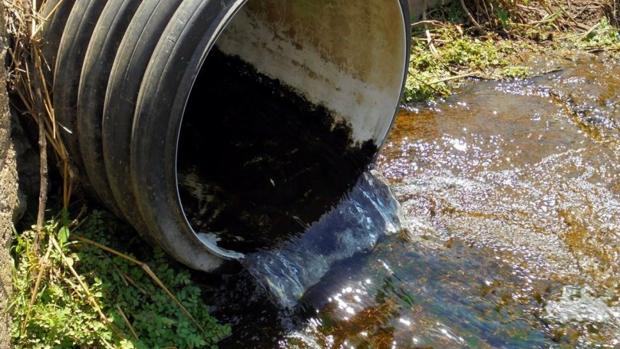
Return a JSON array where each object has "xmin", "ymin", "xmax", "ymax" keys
[
  {"xmin": 381, "ymin": 54, "xmax": 620, "ymax": 290},
  {"xmin": 207, "ymin": 53, "xmax": 620, "ymax": 348},
  {"xmin": 373, "ymin": 53, "xmax": 620, "ymax": 347}
]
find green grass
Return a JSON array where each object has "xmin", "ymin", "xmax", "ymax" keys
[
  {"xmin": 403, "ymin": 4, "xmax": 619, "ymax": 104},
  {"xmin": 11, "ymin": 210, "xmax": 230, "ymax": 349},
  {"xmin": 404, "ymin": 25, "xmax": 531, "ymax": 103}
]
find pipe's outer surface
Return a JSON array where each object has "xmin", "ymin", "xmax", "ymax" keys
[{"xmin": 43, "ymin": 0, "xmax": 412, "ymax": 271}]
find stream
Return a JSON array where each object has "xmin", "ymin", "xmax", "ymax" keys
[{"xmin": 200, "ymin": 53, "xmax": 620, "ymax": 348}]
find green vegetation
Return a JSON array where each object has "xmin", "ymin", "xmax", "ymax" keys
[
  {"xmin": 5, "ymin": 1, "xmax": 619, "ymax": 348},
  {"xmin": 11, "ymin": 210, "xmax": 230, "ymax": 349},
  {"xmin": 405, "ymin": 24, "xmax": 531, "ymax": 102},
  {"xmin": 570, "ymin": 17, "xmax": 620, "ymax": 49},
  {"xmin": 404, "ymin": 0, "xmax": 620, "ymax": 103},
  {"xmin": 4, "ymin": 2, "xmax": 230, "ymax": 347}
]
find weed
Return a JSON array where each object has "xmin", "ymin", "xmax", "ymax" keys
[
  {"xmin": 576, "ymin": 18, "xmax": 620, "ymax": 48},
  {"xmin": 11, "ymin": 211, "xmax": 230, "ymax": 349}
]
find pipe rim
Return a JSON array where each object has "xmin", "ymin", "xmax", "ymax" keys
[
  {"xmin": 132, "ymin": 0, "xmax": 411, "ymax": 271},
  {"xmin": 175, "ymin": 0, "xmax": 249, "ymax": 261},
  {"xmin": 174, "ymin": 0, "xmax": 412, "ymax": 263}
]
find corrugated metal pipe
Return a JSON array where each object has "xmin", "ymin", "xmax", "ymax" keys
[{"xmin": 41, "ymin": 0, "xmax": 411, "ymax": 271}]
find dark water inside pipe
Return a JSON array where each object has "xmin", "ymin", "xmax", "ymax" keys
[
  {"xmin": 178, "ymin": 49, "xmax": 376, "ymax": 253},
  {"xmin": 188, "ymin": 52, "xmax": 620, "ymax": 348}
]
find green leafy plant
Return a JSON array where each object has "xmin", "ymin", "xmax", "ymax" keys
[
  {"xmin": 496, "ymin": 7, "xmax": 511, "ymax": 29},
  {"xmin": 11, "ymin": 211, "xmax": 230, "ymax": 349},
  {"xmin": 580, "ymin": 18, "xmax": 620, "ymax": 48},
  {"xmin": 404, "ymin": 25, "xmax": 525, "ymax": 103}
]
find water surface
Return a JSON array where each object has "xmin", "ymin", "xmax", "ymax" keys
[{"xmin": 207, "ymin": 53, "xmax": 620, "ymax": 348}]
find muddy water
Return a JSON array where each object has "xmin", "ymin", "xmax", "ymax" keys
[
  {"xmin": 372, "ymin": 53, "xmax": 620, "ymax": 347},
  {"xmin": 206, "ymin": 53, "xmax": 620, "ymax": 348}
]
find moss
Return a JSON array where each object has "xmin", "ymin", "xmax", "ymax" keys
[
  {"xmin": 501, "ymin": 65, "xmax": 531, "ymax": 79},
  {"xmin": 404, "ymin": 25, "xmax": 532, "ymax": 103}
]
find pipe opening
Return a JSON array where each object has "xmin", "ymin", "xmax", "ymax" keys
[{"xmin": 177, "ymin": 0, "xmax": 407, "ymax": 253}]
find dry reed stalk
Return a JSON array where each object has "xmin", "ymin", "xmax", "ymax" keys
[
  {"xmin": 4, "ymin": 0, "xmax": 75, "ymax": 214},
  {"xmin": 4, "ymin": 0, "xmax": 81, "ymax": 339},
  {"xmin": 463, "ymin": 0, "xmax": 615, "ymax": 30}
]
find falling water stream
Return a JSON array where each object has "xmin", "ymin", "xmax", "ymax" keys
[{"xmin": 196, "ymin": 53, "xmax": 620, "ymax": 348}]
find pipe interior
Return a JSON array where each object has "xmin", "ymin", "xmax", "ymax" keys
[{"xmin": 177, "ymin": 0, "xmax": 407, "ymax": 253}]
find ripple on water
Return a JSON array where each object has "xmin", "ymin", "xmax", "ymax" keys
[
  {"xmin": 374, "ymin": 53, "xmax": 620, "ymax": 347},
  {"xmin": 211, "ymin": 54, "xmax": 620, "ymax": 348}
]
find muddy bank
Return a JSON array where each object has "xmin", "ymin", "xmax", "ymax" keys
[{"xmin": 0, "ymin": 4, "xmax": 40, "ymax": 344}]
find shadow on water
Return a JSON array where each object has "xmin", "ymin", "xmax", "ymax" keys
[
  {"xmin": 295, "ymin": 239, "xmax": 549, "ymax": 349},
  {"xmin": 192, "ymin": 53, "xmax": 620, "ymax": 348}
]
